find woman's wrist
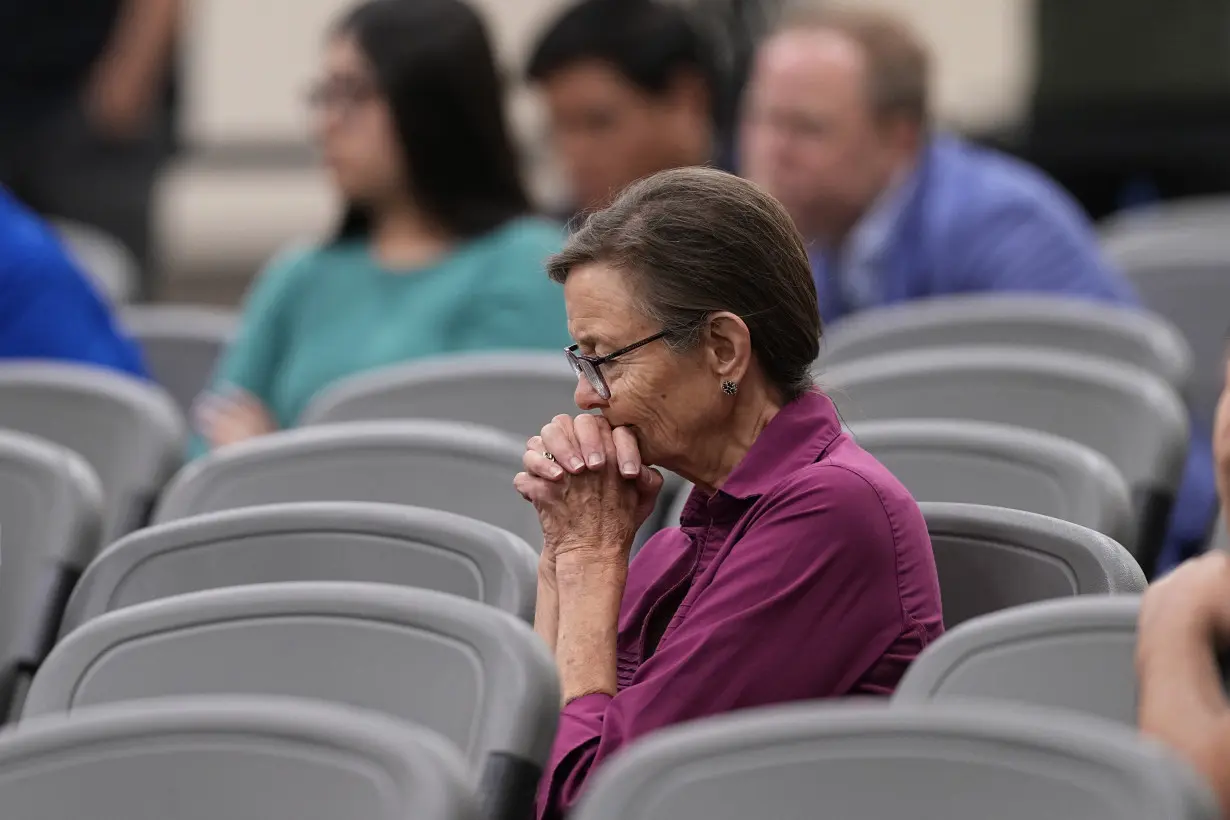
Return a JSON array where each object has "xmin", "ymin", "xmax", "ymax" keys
[
  {"xmin": 553, "ymin": 545, "xmax": 626, "ymax": 703},
  {"xmin": 555, "ymin": 548, "xmax": 628, "ymax": 587}
]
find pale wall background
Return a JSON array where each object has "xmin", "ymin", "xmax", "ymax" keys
[{"xmin": 158, "ymin": 0, "xmax": 1036, "ymax": 301}]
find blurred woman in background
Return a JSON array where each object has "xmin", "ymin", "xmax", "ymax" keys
[{"xmin": 194, "ymin": 0, "xmax": 569, "ymax": 454}]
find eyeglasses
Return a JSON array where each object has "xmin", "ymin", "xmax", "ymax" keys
[
  {"xmin": 306, "ymin": 77, "xmax": 380, "ymax": 117},
  {"xmin": 566, "ymin": 331, "xmax": 667, "ymax": 400}
]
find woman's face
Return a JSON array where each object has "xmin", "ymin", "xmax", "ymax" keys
[
  {"xmin": 564, "ymin": 262, "xmax": 724, "ymax": 468},
  {"xmin": 311, "ymin": 33, "xmax": 405, "ymax": 204}
]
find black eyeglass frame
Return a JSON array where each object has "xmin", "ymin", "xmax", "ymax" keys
[{"xmin": 565, "ymin": 330, "xmax": 668, "ymax": 399}]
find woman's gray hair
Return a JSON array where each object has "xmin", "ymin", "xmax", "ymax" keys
[{"xmin": 547, "ymin": 166, "xmax": 821, "ymax": 400}]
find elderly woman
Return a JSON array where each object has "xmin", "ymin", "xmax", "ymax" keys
[{"xmin": 515, "ymin": 167, "xmax": 943, "ymax": 818}]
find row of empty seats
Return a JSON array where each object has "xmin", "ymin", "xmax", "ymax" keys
[
  {"xmin": 0, "ymin": 576, "xmax": 1213, "ymax": 818},
  {"xmin": 0, "ymin": 693, "xmax": 1215, "ymax": 819}
]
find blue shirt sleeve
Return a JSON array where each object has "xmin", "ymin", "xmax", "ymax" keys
[
  {"xmin": 0, "ymin": 245, "xmax": 146, "ymax": 378},
  {"xmin": 948, "ymin": 191, "xmax": 1138, "ymax": 306}
]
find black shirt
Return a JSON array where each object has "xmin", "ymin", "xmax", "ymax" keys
[{"xmin": 0, "ymin": 0, "xmax": 122, "ymax": 116}]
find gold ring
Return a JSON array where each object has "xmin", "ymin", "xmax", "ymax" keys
[{"xmin": 543, "ymin": 451, "xmax": 556, "ymax": 462}]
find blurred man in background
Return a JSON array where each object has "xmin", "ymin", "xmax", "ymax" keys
[
  {"xmin": 739, "ymin": 4, "xmax": 1214, "ymax": 573},
  {"xmin": 527, "ymin": 0, "xmax": 720, "ymax": 219},
  {"xmin": 0, "ymin": 186, "xmax": 146, "ymax": 377},
  {"xmin": 0, "ymin": 0, "xmax": 181, "ymax": 300},
  {"xmin": 740, "ymin": 5, "xmax": 1134, "ymax": 324}
]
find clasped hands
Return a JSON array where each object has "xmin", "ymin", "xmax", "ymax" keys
[{"xmin": 514, "ymin": 414, "xmax": 664, "ymax": 570}]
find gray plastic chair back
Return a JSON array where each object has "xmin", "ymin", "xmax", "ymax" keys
[
  {"xmin": 1101, "ymin": 206, "xmax": 1230, "ymax": 425},
  {"xmin": 0, "ymin": 430, "xmax": 102, "ymax": 717},
  {"xmin": 895, "ymin": 595, "xmax": 1143, "ymax": 726},
  {"xmin": 26, "ymin": 582, "xmax": 559, "ymax": 820},
  {"xmin": 921, "ymin": 502, "xmax": 1143, "ymax": 628},
  {"xmin": 62, "ymin": 501, "xmax": 539, "ymax": 635},
  {"xmin": 121, "ymin": 305, "xmax": 238, "ymax": 416},
  {"xmin": 154, "ymin": 420, "xmax": 541, "ymax": 548},
  {"xmin": 854, "ymin": 419, "xmax": 1134, "ymax": 547},
  {"xmin": 572, "ymin": 701, "xmax": 1218, "ymax": 820},
  {"xmin": 821, "ymin": 294, "xmax": 1193, "ymax": 393},
  {"xmin": 0, "ymin": 363, "xmax": 185, "ymax": 541},
  {"xmin": 1211, "ymin": 509, "xmax": 1229, "ymax": 551},
  {"xmin": 300, "ymin": 352, "xmax": 580, "ymax": 438},
  {"xmin": 51, "ymin": 218, "xmax": 139, "ymax": 305},
  {"xmin": 0, "ymin": 696, "xmax": 479, "ymax": 820},
  {"xmin": 820, "ymin": 346, "xmax": 1188, "ymax": 568}
]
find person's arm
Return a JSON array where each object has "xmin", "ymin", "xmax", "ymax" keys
[
  {"xmin": 1137, "ymin": 552, "xmax": 1230, "ymax": 817},
  {"xmin": 536, "ymin": 468, "xmax": 916, "ymax": 819},
  {"xmin": 948, "ymin": 185, "xmax": 1137, "ymax": 304},
  {"xmin": 534, "ymin": 554, "xmax": 560, "ymax": 656},
  {"xmin": 186, "ymin": 249, "xmax": 307, "ymax": 457},
  {"xmin": 85, "ymin": 0, "xmax": 182, "ymax": 137},
  {"xmin": 0, "ymin": 248, "xmax": 146, "ymax": 378}
]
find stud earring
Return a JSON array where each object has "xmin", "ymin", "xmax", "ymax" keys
[{"xmin": 721, "ymin": 380, "xmax": 738, "ymax": 395}]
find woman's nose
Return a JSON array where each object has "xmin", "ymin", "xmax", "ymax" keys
[{"xmin": 574, "ymin": 374, "xmax": 607, "ymax": 411}]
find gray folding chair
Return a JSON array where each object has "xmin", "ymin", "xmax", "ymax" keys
[
  {"xmin": 61, "ymin": 501, "xmax": 539, "ymax": 635},
  {"xmin": 1101, "ymin": 203, "xmax": 1230, "ymax": 425},
  {"xmin": 820, "ymin": 346, "xmax": 1188, "ymax": 570},
  {"xmin": 572, "ymin": 701, "xmax": 1217, "ymax": 820},
  {"xmin": 921, "ymin": 502, "xmax": 1143, "ymax": 628},
  {"xmin": 0, "ymin": 696, "xmax": 478, "ymax": 820},
  {"xmin": 301, "ymin": 352, "xmax": 580, "ymax": 438},
  {"xmin": 121, "ymin": 305, "xmax": 238, "ymax": 416},
  {"xmin": 0, "ymin": 430, "xmax": 102, "ymax": 719},
  {"xmin": 666, "ymin": 421, "xmax": 1135, "ymax": 549},
  {"xmin": 895, "ymin": 595, "xmax": 1143, "ymax": 726},
  {"xmin": 26, "ymin": 582, "xmax": 558, "ymax": 820},
  {"xmin": 0, "ymin": 363, "xmax": 185, "ymax": 541},
  {"xmin": 820, "ymin": 294, "xmax": 1193, "ymax": 395},
  {"xmin": 51, "ymin": 218, "xmax": 139, "ymax": 305},
  {"xmin": 153, "ymin": 420, "xmax": 541, "ymax": 548},
  {"xmin": 852, "ymin": 419, "xmax": 1135, "ymax": 547}
]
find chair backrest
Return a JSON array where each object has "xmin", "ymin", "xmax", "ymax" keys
[
  {"xmin": 895, "ymin": 595, "xmax": 1143, "ymax": 726},
  {"xmin": 62, "ymin": 501, "xmax": 539, "ymax": 635},
  {"xmin": 1211, "ymin": 509, "xmax": 1229, "ymax": 551},
  {"xmin": 1101, "ymin": 207, "xmax": 1230, "ymax": 425},
  {"xmin": 121, "ymin": 305, "xmax": 238, "ymax": 416},
  {"xmin": 920, "ymin": 502, "xmax": 1143, "ymax": 628},
  {"xmin": 154, "ymin": 420, "xmax": 541, "ymax": 548},
  {"xmin": 0, "ymin": 696, "xmax": 479, "ymax": 820},
  {"xmin": 0, "ymin": 430, "xmax": 102, "ymax": 716},
  {"xmin": 0, "ymin": 363, "xmax": 185, "ymax": 541},
  {"xmin": 572, "ymin": 701, "xmax": 1218, "ymax": 820},
  {"xmin": 25, "ymin": 582, "xmax": 559, "ymax": 820},
  {"xmin": 820, "ymin": 346, "xmax": 1188, "ymax": 568},
  {"xmin": 820, "ymin": 294, "xmax": 1193, "ymax": 394},
  {"xmin": 854, "ymin": 419, "xmax": 1135, "ymax": 547},
  {"xmin": 51, "ymin": 218, "xmax": 139, "ymax": 305},
  {"xmin": 300, "ymin": 352, "xmax": 580, "ymax": 438}
]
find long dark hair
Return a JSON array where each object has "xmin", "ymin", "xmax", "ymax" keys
[{"xmin": 331, "ymin": 0, "xmax": 531, "ymax": 241}]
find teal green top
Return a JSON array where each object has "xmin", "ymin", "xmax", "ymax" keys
[{"xmin": 193, "ymin": 217, "xmax": 569, "ymax": 454}]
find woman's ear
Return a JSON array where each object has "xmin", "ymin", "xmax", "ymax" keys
[{"xmin": 706, "ymin": 312, "xmax": 753, "ymax": 382}]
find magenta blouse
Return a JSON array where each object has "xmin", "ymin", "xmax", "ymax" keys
[{"xmin": 535, "ymin": 389, "xmax": 945, "ymax": 818}]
